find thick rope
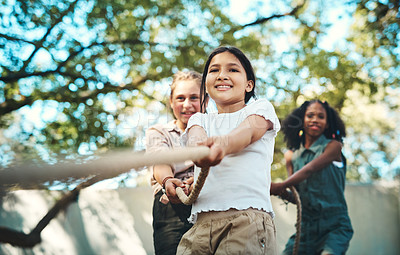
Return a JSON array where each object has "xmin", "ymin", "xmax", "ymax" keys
[
  {"xmin": 0, "ymin": 146, "xmax": 211, "ymax": 188},
  {"xmin": 289, "ymin": 186, "xmax": 301, "ymax": 255},
  {"xmin": 175, "ymin": 167, "xmax": 210, "ymax": 205}
]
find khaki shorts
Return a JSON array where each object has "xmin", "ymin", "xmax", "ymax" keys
[{"xmin": 177, "ymin": 208, "xmax": 277, "ymax": 255}]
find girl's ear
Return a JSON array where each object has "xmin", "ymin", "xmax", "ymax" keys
[{"xmin": 245, "ymin": 80, "xmax": 254, "ymax": 92}]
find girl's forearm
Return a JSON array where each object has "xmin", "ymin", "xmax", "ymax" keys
[
  {"xmin": 223, "ymin": 131, "xmax": 252, "ymax": 155},
  {"xmin": 282, "ymin": 167, "xmax": 312, "ymax": 188},
  {"xmin": 224, "ymin": 115, "xmax": 271, "ymax": 155},
  {"xmin": 153, "ymin": 164, "xmax": 174, "ymax": 185},
  {"xmin": 282, "ymin": 142, "xmax": 341, "ymax": 187}
]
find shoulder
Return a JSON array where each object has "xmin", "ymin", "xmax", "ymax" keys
[
  {"xmin": 188, "ymin": 112, "xmax": 208, "ymax": 125},
  {"xmin": 284, "ymin": 150, "xmax": 294, "ymax": 164},
  {"xmin": 191, "ymin": 112, "xmax": 205, "ymax": 119},
  {"xmin": 245, "ymin": 98, "xmax": 280, "ymax": 132},
  {"xmin": 290, "ymin": 147, "xmax": 303, "ymax": 162},
  {"xmin": 186, "ymin": 112, "xmax": 210, "ymax": 132},
  {"xmin": 247, "ymin": 98, "xmax": 273, "ymax": 109},
  {"xmin": 147, "ymin": 122, "xmax": 169, "ymax": 134},
  {"xmin": 325, "ymin": 139, "xmax": 342, "ymax": 152},
  {"xmin": 320, "ymin": 139, "xmax": 343, "ymax": 162},
  {"xmin": 146, "ymin": 121, "xmax": 176, "ymax": 136},
  {"xmin": 319, "ymin": 135, "xmax": 342, "ymax": 150},
  {"xmin": 284, "ymin": 150, "xmax": 293, "ymax": 161},
  {"xmin": 245, "ymin": 99, "xmax": 277, "ymax": 117},
  {"xmin": 148, "ymin": 122, "xmax": 167, "ymax": 131}
]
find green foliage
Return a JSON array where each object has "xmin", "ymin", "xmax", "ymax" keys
[{"xmin": 261, "ymin": 0, "xmax": 400, "ymax": 181}]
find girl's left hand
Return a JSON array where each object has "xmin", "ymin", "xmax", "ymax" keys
[
  {"xmin": 183, "ymin": 177, "xmax": 194, "ymax": 194},
  {"xmin": 165, "ymin": 178, "xmax": 185, "ymax": 204}
]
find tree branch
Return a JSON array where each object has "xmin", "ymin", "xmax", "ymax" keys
[
  {"xmin": 0, "ymin": 175, "xmax": 105, "ymax": 248},
  {"xmin": 0, "ymin": 39, "xmax": 171, "ymax": 84},
  {"xmin": 0, "ymin": 97, "xmax": 35, "ymax": 116},
  {"xmin": 242, "ymin": 1, "xmax": 306, "ymax": 28},
  {"xmin": 0, "ymin": 70, "xmax": 59, "ymax": 83},
  {"xmin": 0, "ymin": 33, "xmax": 34, "ymax": 45},
  {"xmin": 21, "ymin": 0, "xmax": 79, "ymax": 71},
  {"xmin": 0, "ymin": 72, "xmax": 149, "ymax": 116}
]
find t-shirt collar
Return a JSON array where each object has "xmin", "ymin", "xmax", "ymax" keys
[{"xmin": 165, "ymin": 120, "xmax": 183, "ymax": 134}]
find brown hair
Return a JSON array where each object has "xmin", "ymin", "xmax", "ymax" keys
[{"xmin": 170, "ymin": 70, "xmax": 202, "ymax": 98}]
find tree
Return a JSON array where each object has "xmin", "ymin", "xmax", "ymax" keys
[
  {"xmin": 1, "ymin": 0, "xmax": 303, "ymax": 190},
  {"xmin": 0, "ymin": 0, "xmax": 263, "ymax": 161},
  {"xmin": 1, "ymin": 0, "xmax": 399, "ymax": 185},
  {"xmin": 343, "ymin": 0, "xmax": 400, "ymax": 180},
  {"xmin": 241, "ymin": 0, "xmax": 400, "ymax": 181}
]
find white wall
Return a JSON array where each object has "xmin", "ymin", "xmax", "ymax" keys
[{"xmin": 1, "ymin": 182, "xmax": 399, "ymax": 255}]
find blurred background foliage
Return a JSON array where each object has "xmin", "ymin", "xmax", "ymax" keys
[{"xmin": 0, "ymin": 0, "xmax": 399, "ymax": 188}]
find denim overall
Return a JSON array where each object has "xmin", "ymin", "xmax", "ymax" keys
[{"xmin": 283, "ymin": 135, "xmax": 353, "ymax": 255}]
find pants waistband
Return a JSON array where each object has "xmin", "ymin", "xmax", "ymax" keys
[{"xmin": 197, "ymin": 208, "xmax": 270, "ymax": 223}]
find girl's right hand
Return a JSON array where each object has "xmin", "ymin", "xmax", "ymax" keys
[
  {"xmin": 195, "ymin": 136, "xmax": 226, "ymax": 167},
  {"xmin": 270, "ymin": 182, "xmax": 286, "ymax": 196}
]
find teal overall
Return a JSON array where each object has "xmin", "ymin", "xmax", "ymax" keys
[{"xmin": 283, "ymin": 135, "xmax": 353, "ymax": 255}]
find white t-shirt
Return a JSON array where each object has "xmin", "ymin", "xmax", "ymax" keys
[{"xmin": 183, "ymin": 98, "xmax": 280, "ymax": 223}]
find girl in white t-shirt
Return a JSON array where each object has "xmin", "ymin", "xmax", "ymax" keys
[{"xmin": 176, "ymin": 46, "xmax": 280, "ymax": 255}]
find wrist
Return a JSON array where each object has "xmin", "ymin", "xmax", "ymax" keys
[
  {"xmin": 161, "ymin": 176, "xmax": 174, "ymax": 189},
  {"xmin": 220, "ymin": 135, "xmax": 230, "ymax": 155}
]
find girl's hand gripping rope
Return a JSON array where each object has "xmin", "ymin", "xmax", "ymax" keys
[
  {"xmin": 194, "ymin": 136, "xmax": 227, "ymax": 168},
  {"xmin": 183, "ymin": 177, "xmax": 194, "ymax": 194},
  {"xmin": 270, "ymin": 182, "xmax": 286, "ymax": 196},
  {"xmin": 164, "ymin": 178, "xmax": 187, "ymax": 204},
  {"xmin": 175, "ymin": 144, "xmax": 215, "ymax": 205}
]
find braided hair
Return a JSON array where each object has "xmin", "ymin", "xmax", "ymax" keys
[{"xmin": 282, "ymin": 100, "xmax": 346, "ymax": 151}]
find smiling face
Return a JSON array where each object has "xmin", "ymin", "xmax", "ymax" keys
[
  {"xmin": 170, "ymin": 79, "xmax": 201, "ymax": 131},
  {"xmin": 303, "ymin": 102, "xmax": 328, "ymax": 140},
  {"xmin": 205, "ymin": 51, "xmax": 254, "ymax": 113}
]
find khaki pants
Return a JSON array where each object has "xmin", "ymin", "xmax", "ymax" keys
[{"xmin": 177, "ymin": 208, "xmax": 277, "ymax": 255}]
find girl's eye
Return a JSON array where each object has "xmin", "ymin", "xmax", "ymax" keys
[
  {"xmin": 190, "ymin": 96, "xmax": 199, "ymax": 100},
  {"xmin": 209, "ymin": 69, "xmax": 218, "ymax": 73},
  {"xmin": 230, "ymin": 68, "xmax": 239, "ymax": 72},
  {"xmin": 176, "ymin": 96, "xmax": 185, "ymax": 101}
]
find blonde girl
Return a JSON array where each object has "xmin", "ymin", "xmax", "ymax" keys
[{"xmin": 145, "ymin": 70, "xmax": 203, "ymax": 255}]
